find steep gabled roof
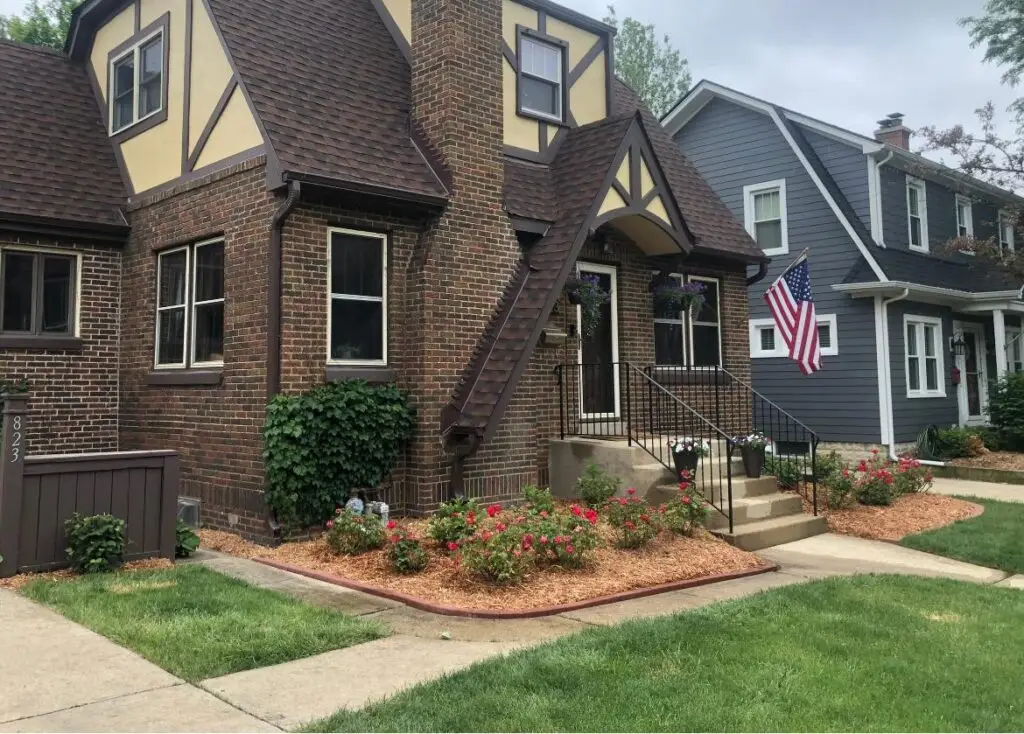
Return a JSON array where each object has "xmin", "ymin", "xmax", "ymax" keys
[
  {"xmin": 0, "ymin": 40, "xmax": 126, "ymax": 234},
  {"xmin": 206, "ymin": 0, "xmax": 448, "ymax": 204}
]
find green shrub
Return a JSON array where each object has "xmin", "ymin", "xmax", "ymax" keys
[
  {"xmin": 575, "ymin": 462, "xmax": 620, "ymax": 507},
  {"xmin": 460, "ymin": 526, "xmax": 533, "ymax": 585},
  {"xmin": 990, "ymin": 372, "xmax": 1024, "ymax": 449},
  {"xmin": 65, "ymin": 513, "xmax": 126, "ymax": 573},
  {"xmin": 765, "ymin": 455, "xmax": 803, "ymax": 489},
  {"xmin": 520, "ymin": 504, "xmax": 600, "ymax": 568},
  {"xmin": 427, "ymin": 498, "xmax": 478, "ymax": 549},
  {"xmin": 522, "ymin": 485, "xmax": 556, "ymax": 516},
  {"xmin": 974, "ymin": 426, "xmax": 1005, "ymax": 452},
  {"xmin": 385, "ymin": 523, "xmax": 428, "ymax": 574},
  {"xmin": 812, "ymin": 450, "xmax": 843, "ymax": 481},
  {"xmin": 823, "ymin": 469, "xmax": 857, "ymax": 510},
  {"xmin": 934, "ymin": 427, "xmax": 974, "ymax": 459},
  {"xmin": 605, "ymin": 490, "xmax": 660, "ymax": 548},
  {"xmin": 325, "ymin": 509, "xmax": 386, "ymax": 555},
  {"xmin": 660, "ymin": 481, "xmax": 710, "ymax": 536},
  {"xmin": 175, "ymin": 520, "xmax": 200, "ymax": 558},
  {"xmin": 262, "ymin": 380, "xmax": 416, "ymax": 528}
]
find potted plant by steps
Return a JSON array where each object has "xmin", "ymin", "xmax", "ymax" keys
[
  {"xmin": 732, "ymin": 432, "xmax": 770, "ymax": 478},
  {"xmin": 564, "ymin": 274, "xmax": 611, "ymax": 339},
  {"xmin": 651, "ymin": 279, "xmax": 707, "ymax": 316},
  {"xmin": 668, "ymin": 437, "xmax": 711, "ymax": 476}
]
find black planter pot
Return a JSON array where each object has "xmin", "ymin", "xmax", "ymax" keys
[
  {"xmin": 672, "ymin": 450, "xmax": 699, "ymax": 478},
  {"xmin": 740, "ymin": 446, "xmax": 765, "ymax": 478},
  {"xmin": 566, "ymin": 289, "xmax": 584, "ymax": 305}
]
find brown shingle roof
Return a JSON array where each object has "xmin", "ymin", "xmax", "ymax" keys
[
  {"xmin": 504, "ymin": 158, "xmax": 557, "ymax": 222},
  {"xmin": 0, "ymin": 40, "xmax": 125, "ymax": 231},
  {"xmin": 206, "ymin": 0, "xmax": 448, "ymax": 203}
]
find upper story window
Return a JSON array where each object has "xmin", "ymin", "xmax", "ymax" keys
[
  {"xmin": 110, "ymin": 25, "xmax": 165, "ymax": 135},
  {"xmin": 329, "ymin": 229, "xmax": 387, "ymax": 365},
  {"xmin": 955, "ymin": 195, "xmax": 974, "ymax": 238},
  {"xmin": 518, "ymin": 31, "xmax": 565, "ymax": 123},
  {"xmin": 904, "ymin": 315, "xmax": 944, "ymax": 398},
  {"xmin": 906, "ymin": 177, "xmax": 928, "ymax": 252},
  {"xmin": 1000, "ymin": 211, "xmax": 1015, "ymax": 252},
  {"xmin": 0, "ymin": 248, "xmax": 76, "ymax": 337},
  {"xmin": 743, "ymin": 179, "xmax": 788, "ymax": 256},
  {"xmin": 156, "ymin": 238, "xmax": 225, "ymax": 369},
  {"xmin": 654, "ymin": 274, "xmax": 721, "ymax": 368}
]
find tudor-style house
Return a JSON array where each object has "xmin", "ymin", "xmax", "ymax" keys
[
  {"xmin": 0, "ymin": 0, "xmax": 770, "ymax": 540},
  {"xmin": 664, "ymin": 81, "xmax": 1024, "ymax": 455}
]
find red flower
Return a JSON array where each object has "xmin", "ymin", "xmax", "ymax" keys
[
  {"xmin": 390, "ymin": 534, "xmax": 400, "ymax": 543},
  {"xmin": 585, "ymin": 509, "xmax": 598, "ymax": 525},
  {"xmin": 487, "ymin": 504, "xmax": 501, "ymax": 518},
  {"xmin": 617, "ymin": 497, "xmax": 628, "ymax": 506},
  {"xmin": 496, "ymin": 522, "xmax": 507, "ymax": 532},
  {"xmin": 658, "ymin": 505, "xmax": 666, "ymax": 514},
  {"xmin": 565, "ymin": 544, "xmax": 575, "ymax": 555},
  {"xmin": 842, "ymin": 469, "xmax": 851, "ymax": 478},
  {"xmin": 539, "ymin": 535, "xmax": 549, "ymax": 545},
  {"xmin": 523, "ymin": 533, "xmax": 534, "ymax": 543},
  {"xmin": 467, "ymin": 512, "xmax": 477, "ymax": 524},
  {"xmin": 447, "ymin": 541, "xmax": 459, "ymax": 551},
  {"xmin": 386, "ymin": 520, "xmax": 397, "ymax": 530},
  {"xmin": 571, "ymin": 505, "xmax": 583, "ymax": 517},
  {"xmin": 872, "ymin": 448, "xmax": 879, "ymax": 455},
  {"xmin": 640, "ymin": 514, "xmax": 650, "ymax": 523},
  {"xmin": 625, "ymin": 521, "xmax": 635, "ymax": 530},
  {"xmin": 326, "ymin": 519, "xmax": 334, "ymax": 529},
  {"xmin": 627, "ymin": 488, "xmax": 637, "ymax": 495},
  {"xmin": 482, "ymin": 530, "xmax": 493, "ymax": 541},
  {"xmin": 521, "ymin": 538, "xmax": 532, "ymax": 550},
  {"xmin": 678, "ymin": 481, "xmax": 690, "ymax": 491},
  {"xmin": 858, "ymin": 460, "xmax": 868, "ymax": 472},
  {"xmin": 682, "ymin": 495, "xmax": 692, "ymax": 505},
  {"xmin": 515, "ymin": 515, "xmax": 526, "ymax": 524},
  {"xmin": 540, "ymin": 510, "xmax": 549, "ymax": 518},
  {"xmin": 514, "ymin": 549, "xmax": 522, "ymax": 558},
  {"xmin": 680, "ymin": 470, "xmax": 692, "ymax": 481}
]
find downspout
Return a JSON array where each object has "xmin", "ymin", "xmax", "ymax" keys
[
  {"xmin": 877, "ymin": 288, "xmax": 909, "ymax": 460},
  {"xmin": 746, "ymin": 261, "xmax": 769, "ymax": 287},
  {"xmin": 267, "ymin": 181, "xmax": 301, "ymax": 401}
]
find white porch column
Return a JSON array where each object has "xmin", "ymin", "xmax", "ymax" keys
[{"xmin": 994, "ymin": 309, "xmax": 1008, "ymax": 379}]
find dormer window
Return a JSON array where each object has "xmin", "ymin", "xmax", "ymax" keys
[
  {"xmin": 955, "ymin": 195, "xmax": 974, "ymax": 238},
  {"xmin": 906, "ymin": 177, "xmax": 928, "ymax": 252},
  {"xmin": 517, "ymin": 31, "xmax": 566, "ymax": 123},
  {"xmin": 109, "ymin": 23, "xmax": 166, "ymax": 135}
]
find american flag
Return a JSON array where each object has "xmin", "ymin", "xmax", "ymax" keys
[{"xmin": 763, "ymin": 254, "xmax": 821, "ymax": 375}]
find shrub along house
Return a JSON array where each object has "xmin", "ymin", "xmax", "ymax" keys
[{"xmin": 1, "ymin": 0, "xmax": 788, "ymax": 541}]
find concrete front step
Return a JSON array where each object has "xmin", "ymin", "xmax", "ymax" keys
[
  {"xmin": 715, "ymin": 514, "xmax": 828, "ymax": 551},
  {"xmin": 704, "ymin": 492, "xmax": 804, "ymax": 530}
]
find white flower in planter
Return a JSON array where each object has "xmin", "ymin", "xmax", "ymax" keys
[{"xmin": 668, "ymin": 437, "xmax": 712, "ymax": 457}]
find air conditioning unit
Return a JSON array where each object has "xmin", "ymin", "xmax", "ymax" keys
[{"xmin": 177, "ymin": 496, "xmax": 201, "ymax": 528}]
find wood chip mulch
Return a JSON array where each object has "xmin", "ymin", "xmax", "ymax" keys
[
  {"xmin": 0, "ymin": 557, "xmax": 174, "ymax": 591},
  {"xmin": 951, "ymin": 451, "xmax": 1024, "ymax": 472},
  {"xmin": 199, "ymin": 523, "xmax": 766, "ymax": 613}
]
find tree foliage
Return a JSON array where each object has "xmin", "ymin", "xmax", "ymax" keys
[
  {"xmin": 0, "ymin": 0, "xmax": 78, "ymax": 50},
  {"xmin": 602, "ymin": 4, "xmax": 690, "ymax": 119}
]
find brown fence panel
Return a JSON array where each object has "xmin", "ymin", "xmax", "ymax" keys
[{"xmin": 0, "ymin": 396, "xmax": 179, "ymax": 577}]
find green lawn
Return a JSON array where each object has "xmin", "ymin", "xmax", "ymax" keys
[
  {"xmin": 306, "ymin": 576, "xmax": 1024, "ymax": 733},
  {"xmin": 22, "ymin": 564, "xmax": 387, "ymax": 681},
  {"xmin": 900, "ymin": 497, "xmax": 1024, "ymax": 574}
]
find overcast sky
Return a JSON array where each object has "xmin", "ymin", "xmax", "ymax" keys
[{"xmin": 1, "ymin": 0, "xmax": 1017, "ymax": 149}]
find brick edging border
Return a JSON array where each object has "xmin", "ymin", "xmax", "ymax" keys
[{"xmin": 254, "ymin": 558, "xmax": 780, "ymax": 619}]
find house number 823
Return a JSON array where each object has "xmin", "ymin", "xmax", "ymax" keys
[{"xmin": 10, "ymin": 415, "xmax": 22, "ymax": 463}]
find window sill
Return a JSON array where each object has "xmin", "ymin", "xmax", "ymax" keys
[
  {"xmin": 906, "ymin": 391, "xmax": 946, "ymax": 400},
  {"xmin": 0, "ymin": 335, "xmax": 83, "ymax": 351},
  {"xmin": 326, "ymin": 365, "xmax": 396, "ymax": 384},
  {"xmin": 760, "ymin": 246, "xmax": 789, "ymax": 258},
  {"xmin": 145, "ymin": 369, "xmax": 223, "ymax": 386}
]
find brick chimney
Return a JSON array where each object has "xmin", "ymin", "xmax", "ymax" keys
[{"xmin": 874, "ymin": 112, "xmax": 912, "ymax": 150}]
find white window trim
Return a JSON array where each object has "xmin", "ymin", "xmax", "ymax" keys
[
  {"xmin": 743, "ymin": 179, "xmax": 789, "ymax": 257},
  {"xmin": 955, "ymin": 195, "xmax": 974, "ymax": 239},
  {"xmin": 0, "ymin": 245, "xmax": 82, "ymax": 337},
  {"xmin": 109, "ymin": 27, "xmax": 165, "ymax": 135},
  {"xmin": 1000, "ymin": 210, "xmax": 1016, "ymax": 252},
  {"xmin": 904, "ymin": 314, "xmax": 946, "ymax": 399},
  {"xmin": 326, "ymin": 227, "xmax": 388, "ymax": 367},
  {"xmin": 906, "ymin": 176, "xmax": 929, "ymax": 253},
  {"xmin": 749, "ymin": 314, "xmax": 838, "ymax": 358},
  {"xmin": 189, "ymin": 238, "xmax": 226, "ymax": 369},
  {"xmin": 577, "ymin": 262, "xmax": 620, "ymax": 419},
  {"xmin": 519, "ymin": 35, "xmax": 564, "ymax": 123},
  {"xmin": 1007, "ymin": 325, "xmax": 1024, "ymax": 373},
  {"xmin": 652, "ymin": 272, "xmax": 723, "ymax": 369},
  {"xmin": 155, "ymin": 245, "xmax": 190, "ymax": 369}
]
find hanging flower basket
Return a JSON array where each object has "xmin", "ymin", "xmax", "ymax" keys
[
  {"xmin": 652, "ymin": 280, "xmax": 707, "ymax": 316},
  {"xmin": 564, "ymin": 274, "xmax": 611, "ymax": 339}
]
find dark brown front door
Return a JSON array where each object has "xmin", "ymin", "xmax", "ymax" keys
[{"xmin": 577, "ymin": 264, "xmax": 618, "ymax": 417}]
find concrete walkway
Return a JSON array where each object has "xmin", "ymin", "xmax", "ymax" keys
[{"xmin": 930, "ymin": 476, "xmax": 1024, "ymax": 503}]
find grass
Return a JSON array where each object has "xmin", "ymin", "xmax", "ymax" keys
[
  {"xmin": 22, "ymin": 564, "xmax": 387, "ymax": 681},
  {"xmin": 900, "ymin": 497, "xmax": 1024, "ymax": 574},
  {"xmin": 305, "ymin": 575, "xmax": 1024, "ymax": 732}
]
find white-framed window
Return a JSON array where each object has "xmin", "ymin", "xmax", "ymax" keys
[
  {"xmin": 906, "ymin": 177, "xmax": 929, "ymax": 252},
  {"xmin": 749, "ymin": 314, "xmax": 838, "ymax": 358},
  {"xmin": 328, "ymin": 228, "xmax": 387, "ymax": 365},
  {"xmin": 955, "ymin": 195, "xmax": 974, "ymax": 238},
  {"xmin": 518, "ymin": 34, "xmax": 564, "ymax": 123},
  {"xmin": 743, "ymin": 179, "xmax": 788, "ymax": 256},
  {"xmin": 109, "ymin": 27, "xmax": 164, "ymax": 134},
  {"xmin": 904, "ymin": 315, "xmax": 945, "ymax": 398},
  {"xmin": 1000, "ymin": 211, "xmax": 1015, "ymax": 252},
  {"xmin": 0, "ymin": 246, "xmax": 79, "ymax": 337},
  {"xmin": 155, "ymin": 238, "xmax": 224, "ymax": 369},
  {"xmin": 1007, "ymin": 326, "xmax": 1024, "ymax": 373},
  {"xmin": 654, "ymin": 274, "xmax": 721, "ymax": 368}
]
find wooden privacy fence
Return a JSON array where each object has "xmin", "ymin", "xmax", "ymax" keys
[{"xmin": 0, "ymin": 395, "xmax": 179, "ymax": 577}]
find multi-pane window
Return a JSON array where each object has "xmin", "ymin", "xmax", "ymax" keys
[
  {"xmin": 329, "ymin": 229, "xmax": 387, "ymax": 365},
  {"xmin": 654, "ymin": 275, "xmax": 721, "ymax": 368},
  {"xmin": 110, "ymin": 29, "xmax": 164, "ymax": 134},
  {"xmin": 0, "ymin": 250, "xmax": 76, "ymax": 336},
  {"xmin": 155, "ymin": 239, "xmax": 224, "ymax": 368},
  {"xmin": 905, "ymin": 316, "xmax": 944, "ymax": 397},
  {"xmin": 743, "ymin": 180, "xmax": 787, "ymax": 256},
  {"xmin": 1000, "ymin": 212, "xmax": 1015, "ymax": 252},
  {"xmin": 519, "ymin": 35, "xmax": 564, "ymax": 122},
  {"xmin": 750, "ymin": 315, "xmax": 838, "ymax": 358},
  {"xmin": 955, "ymin": 196, "xmax": 974, "ymax": 238},
  {"xmin": 1007, "ymin": 328, "xmax": 1024, "ymax": 374},
  {"xmin": 906, "ymin": 177, "xmax": 928, "ymax": 251}
]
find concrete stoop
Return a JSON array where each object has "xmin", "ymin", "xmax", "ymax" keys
[{"xmin": 550, "ymin": 436, "xmax": 828, "ymax": 551}]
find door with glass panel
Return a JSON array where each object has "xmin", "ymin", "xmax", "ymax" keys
[
  {"xmin": 576, "ymin": 263, "xmax": 619, "ymax": 420},
  {"xmin": 954, "ymin": 322, "xmax": 988, "ymax": 426}
]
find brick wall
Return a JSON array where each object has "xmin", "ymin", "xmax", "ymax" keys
[
  {"xmin": 118, "ymin": 157, "xmax": 277, "ymax": 539},
  {"xmin": 0, "ymin": 233, "xmax": 120, "ymax": 454}
]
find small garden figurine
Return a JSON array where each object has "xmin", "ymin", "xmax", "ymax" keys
[
  {"xmin": 564, "ymin": 273, "xmax": 610, "ymax": 339},
  {"xmin": 668, "ymin": 437, "xmax": 711, "ymax": 475},
  {"xmin": 732, "ymin": 432, "xmax": 770, "ymax": 478},
  {"xmin": 651, "ymin": 279, "xmax": 706, "ymax": 316}
]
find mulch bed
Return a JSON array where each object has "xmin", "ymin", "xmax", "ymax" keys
[
  {"xmin": 0, "ymin": 557, "xmax": 174, "ymax": 591},
  {"xmin": 951, "ymin": 452, "xmax": 1024, "ymax": 472},
  {"xmin": 199, "ymin": 521, "xmax": 767, "ymax": 613}
]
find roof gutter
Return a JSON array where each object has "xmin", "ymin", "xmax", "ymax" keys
[
  {"xmin": 746, "ymin": 260, "xmax": 769, "ymax": 286},
  {"xmin": 0, "ymin": 213, "xmax": 130, "ymax": 244},
  {"xmin": 267, "ymin": 181, "xmax": 301, "ymax": 401},
  {"xmin": 834, "ymin": 280, "xmax": 1023, "ymax": 303},
  {"xmin": 283, "ymin": 172, "xmax": 447, "ymax": 209}
]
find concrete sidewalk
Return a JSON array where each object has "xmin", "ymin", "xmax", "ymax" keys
[
  {"xmin": 930, "ymin": 476, "xmax": 1024, "ymax": 503},
  {"xmin": 0, "ymin": 589, "xmax": 277, "ymax": 733}
]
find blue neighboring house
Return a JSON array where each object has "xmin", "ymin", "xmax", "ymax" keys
[{"xmin": 663, "ymin": 80, "xmax": 1024, "ymax": 454}]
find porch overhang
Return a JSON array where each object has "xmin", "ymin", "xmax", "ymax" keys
[{"xmin": 833, "ymin": 281, "xmax": 1024, "ymax": 311}]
